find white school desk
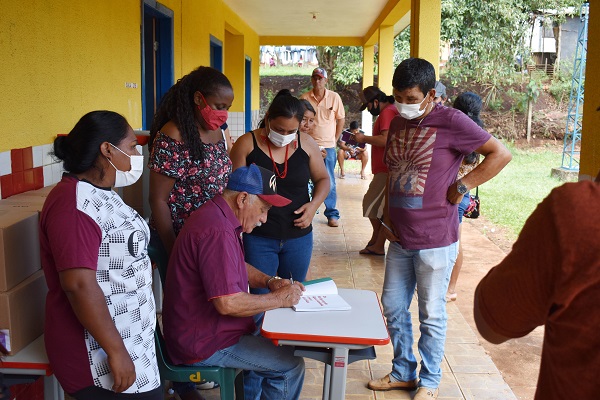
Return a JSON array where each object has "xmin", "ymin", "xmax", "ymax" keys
[
  {"xmin": 0, "ymin": 335, "xmax": 64, "ymax": 400},
  {"xmin": 261, "ymin": 288, "xmax": 390, "ymax": 400}
]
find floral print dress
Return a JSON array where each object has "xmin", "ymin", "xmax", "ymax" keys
[{"xmin": 148, "ymin": 131, "xmax": 232, "ymax": 235}]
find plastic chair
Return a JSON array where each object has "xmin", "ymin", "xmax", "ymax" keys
[{"xmin": 148, "ymin": 243, "xmax": 244, "ymax": 400}]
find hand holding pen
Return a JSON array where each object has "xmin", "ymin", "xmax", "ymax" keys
[{"xmin": 378, "ymin": 217, "xmax": 400, "ymax": 242}]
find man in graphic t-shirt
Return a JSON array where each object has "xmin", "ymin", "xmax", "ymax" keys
[{"xmin": 367, "ymin": 58, "xmax": 512, "ymax": 400}]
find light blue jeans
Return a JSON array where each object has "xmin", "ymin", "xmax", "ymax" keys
[
  {"xmin": 244, "ymin": 232, "xmax": 314, "ymax": 292},
  {"xmin": 243, "ymin": 232, "xmax": 313, "ymax": 396},
  {"xmin": 182, "ymin": 335, "xmax": 305, "ymax": 400},
  {"xmin": 323, "ymin": 147, "xmax": 340, "ymax": 221},
  {"xmin": 382, "ymin": 241, "xmax": 458, "ymax": 388}
]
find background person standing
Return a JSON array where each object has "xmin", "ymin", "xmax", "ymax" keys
[
  {"xmin": 301, "ymin": 67, "xmax": 345, "ymax": 227},
  {"xmin": 354, "ymin": 86, "xmax": 399, "ymax": 256}
]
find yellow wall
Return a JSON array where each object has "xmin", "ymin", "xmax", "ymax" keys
[
  {"xmin": 223, "ymin": 5, "xmax": 261, "ymax": 112},
  {"xmin": 410, "ymin": 0, "xmax": 441, "ymax": 76},
  {"xmin": 580, "ymin": 4, "xmax": 599, "ymax": 180},
  {"xmin": 378, "ymin": 25, "xmax": 395, "ymax": 95},
  {"xmin": 363, "ymin": 45, "xmax": 375, "ymax": 88},
  {"xmin": 0, "ymin": 0, "xmax": 142, "ymax": 151},
  {"xmin": 0, "ymin": 0, "xmax": 261, "ymax": 152}
]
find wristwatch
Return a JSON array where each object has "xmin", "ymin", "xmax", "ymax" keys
[
  {"xmin": 266, "ymin": 275, "xmax": 282, "ymax": 288},
  {"xmin": 456, "ymin": 179, "xmax": 468, "ymax": 195}
]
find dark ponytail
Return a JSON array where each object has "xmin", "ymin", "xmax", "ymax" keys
[
  {"xmin": 53, "ymin": 111, "xmax": 130, "ymax": 174},
  {"xmin": 258, "ymin": 89, "xmax": 305, "ymax": 129}
]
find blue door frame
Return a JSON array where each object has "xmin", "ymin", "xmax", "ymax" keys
[
  {"xmin": 210, "ymin": 36, "xmax": 223, "ymax": 72},
  {"xmin": 142, "ymin": 1, "xmax": 174, "ymax": 130},
  {"xmin": 245, "ymin": 57, "xmax": 252, "ymax": 132}
]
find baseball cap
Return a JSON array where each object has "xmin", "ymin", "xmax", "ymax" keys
[
  {"xmin": 226, "ymin": 164, "xmax": 292, "ymax": 207},
  {"xmin": 359, "ymin": 86, "xmax": 383, "ymax": 111},
  {"xmin": 434, "ymin": 81, "xmax": 447, "ymax": 99},
  {"xmin": 312, "ymin": 67, "xmax": 328, "ymax": 79}
]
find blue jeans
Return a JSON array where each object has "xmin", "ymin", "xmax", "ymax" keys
[
  {"xmin": 324, "ymin": 147, "xmax": 340, "ymax": 220},
  {"xmin": 382, "ymin": 241, "xmax": 458, "ymax": 388},
  {"xmin": 457, "ymin": 192, "xmax": 470, "ymax": 223},
  {"xmin": 177, "ymin": 335, "xmax": 304, "ymax": 400},
  {"xmin": 244, "ymin": 232, "xmax": 313, "ymax": 293}
]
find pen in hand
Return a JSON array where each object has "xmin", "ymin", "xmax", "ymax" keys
[
  {"xmin": 289, "ymin": 273, "xmax": 294, "ymax": 285},
  {"xmin": 378, "ymin": 217, "xmax": 395, "ymax": 234}
]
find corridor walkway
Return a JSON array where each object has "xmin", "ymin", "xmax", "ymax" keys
[
  {"xmin": 300, "ymin": 174, "xmax": 518, "ymax": 400},
  {"xmin": 200, "ymin": 173, "xmax": 525, "ymax": 400}
]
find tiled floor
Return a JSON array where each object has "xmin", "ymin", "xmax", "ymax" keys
[{"xmin": 191, "ymin": 173, "xmax": 518, "ymax": 400}]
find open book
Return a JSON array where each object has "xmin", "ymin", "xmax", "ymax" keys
[{"xmin": 293, "ymin": 277, "xmax": 351, "ymax": 312}]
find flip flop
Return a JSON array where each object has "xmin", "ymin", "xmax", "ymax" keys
[
  {"xmin": 359, "ymin": 248, "xmax": 385, "ymax": 256},
  {"xmin": 445, "ymin": 292, "xmax": 457, "ymax": 302}
]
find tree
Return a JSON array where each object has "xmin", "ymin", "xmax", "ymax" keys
[
  {"xmin": 316, "ymin": 46, "xmax": 363, "ymax": 91},
  {"xmin": 393, "ymin": 27, "xmax": 411, "ymax": 67},
  {"xmin": 441, "ymin": 0, "xmax": 583, "ymax": 85}
]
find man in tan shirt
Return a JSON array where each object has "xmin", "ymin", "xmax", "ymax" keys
[{"xmin": 300, "ymin": 68, "xmax": 345, "ymax": 227}]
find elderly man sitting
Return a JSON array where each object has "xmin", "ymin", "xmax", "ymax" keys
[{"xmin": 162, "ymin": 164, "xmax": 306, "ymax": 400}]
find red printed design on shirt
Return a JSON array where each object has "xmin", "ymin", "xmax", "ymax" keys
[{"xmin": 386, "ymin": 125, "xmax": 436, "ymax": 208}]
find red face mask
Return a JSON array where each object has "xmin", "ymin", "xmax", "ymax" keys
[{"xmin": 198, "ymin": 93, "xmax": 228, "ymax": 130}]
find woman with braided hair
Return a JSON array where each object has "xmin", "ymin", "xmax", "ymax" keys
[{"xmin": 148, "ymin": 66, "xmax": 234, "ymax": 257}]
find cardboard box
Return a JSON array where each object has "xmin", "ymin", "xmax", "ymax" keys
[
  {"xmin": 0, "ymin": 270, "xmax": 47, "ymax": 354},
  {"xmin": 28, "ymin": 184, "xmax": 56, "ymax": 197},
  {"xmin": 0, "ymin": 210, "xmax": 41, "ymax": 291},
  {"xmin": 0, "ymin": 189, "xmax": 50, "ymax": 213}
]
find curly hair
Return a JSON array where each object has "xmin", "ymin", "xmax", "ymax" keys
[
  {"xmin": 454, "ymin": 92, "xmax": 484, "ymax": 165},
  {"xmin": 453, "ymin": 92, "xmax": 484, "ymax": 128},
  {"xmin": 149, "ymin": 66, "xmax": 232, "ymax": 161}
]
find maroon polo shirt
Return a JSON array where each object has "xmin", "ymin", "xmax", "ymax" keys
[{"xmin": 162, "ymin": 195, "xmax": 255, "ymax": 365}]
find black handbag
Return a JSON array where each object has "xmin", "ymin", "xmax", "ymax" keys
[{"xmin": 464, "ymin": 187, "xmax": 480, "ymax": 219}]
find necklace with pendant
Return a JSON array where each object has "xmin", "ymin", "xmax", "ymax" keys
[{"xmin": 266, "ymin": 138, "xmax": 289, "ymax": 178}]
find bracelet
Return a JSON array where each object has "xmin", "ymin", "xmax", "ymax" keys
[{"xmin": 266, "ymin": 275, "xmax": 281, "ymax": 288}]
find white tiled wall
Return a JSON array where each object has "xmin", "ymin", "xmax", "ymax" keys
[
  {"xmin": 228, "ymin": 110, "xmax": 260, "ymax": 142},
  {"xmin": 0, "ymin": 152, "xmax": 11, "ymax": 176},
  {"xmin": 39, "ymin": 144, "xmax": 63, "ymax": 187}
]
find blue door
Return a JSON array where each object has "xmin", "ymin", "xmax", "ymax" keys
[
  {"xmin": 245, "ymin": 57, "xmax": 252, "ymax": 132},
  {"xmin": 210, "ymin": 36, "xmax": 223, "ymax": 72},
  {"xmin": 142, "ymin": 2, "xmax": 174, "ymax": 130}
]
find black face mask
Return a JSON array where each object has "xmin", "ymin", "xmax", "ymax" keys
[{"xmin": 368, "ymin": 100, "xmax": 381, "ymax": 117}]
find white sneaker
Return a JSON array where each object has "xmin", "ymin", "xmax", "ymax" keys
[{"xmin": 196, "ymin": 381, "xmax": 219, "ymax": 390}]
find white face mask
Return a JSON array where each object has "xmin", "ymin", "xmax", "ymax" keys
[
  {"xmin": 268, "ymin": 129, "xmax": 297, "ymax": 148},
  {"xmin": 106, "ymin": 144, "xmax": 144, "ymax": 187},
  {"xmin": 395, "ymin": 96, "xmax": 429, "ymax": 120}
]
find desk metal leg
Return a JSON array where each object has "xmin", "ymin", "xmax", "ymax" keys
[
  {"xmin": 322, "ymin": 363, "xmax": 331, "ymax": 400},
  {"xmin": 328, "ymin": 347, "xmax": 349, "ymax": 400},
  {"xmin": 43, "ymin": 375, "xmax": 64, "ymax": 400}
]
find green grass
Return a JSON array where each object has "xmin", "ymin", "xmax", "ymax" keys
[
  {"xmin": 479, "ymin": 143, "xmax": 565, "ymax": 239},
  {"xmin": 260, "ymin": 65, "xmax": 313, "ymax": 77},
  {"xmin": 339, "ymin": 144, "xmax": 566, "ymax": 241}
]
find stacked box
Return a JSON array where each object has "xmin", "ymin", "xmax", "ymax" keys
[
  {"xmin": 0, "ymin": 208, "xmax": 45, "ymax": 355},
  {"xmin": 0, "ymin": 185, "xmax": 55, "ymax": 213},
  {"xmin": 0, "ymin": 210, "xmax": 41, "ymax": 291},
  {"xmin": 0, "ymin": 270, "xmax": 47, "ymax": 354}
]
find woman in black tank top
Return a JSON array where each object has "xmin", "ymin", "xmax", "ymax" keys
[{"xmin": 229, "ymin": 90, "xmax": 330, "ymax": 297}]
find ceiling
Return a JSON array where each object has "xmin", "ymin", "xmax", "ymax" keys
[{"xmin": 221, "ymin": 0, "xmax": 409, "ymax": 44}]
